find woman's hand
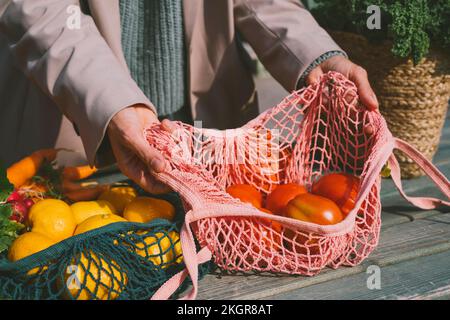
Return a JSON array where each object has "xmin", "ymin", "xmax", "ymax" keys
[
  {"xmin": 107, "ymin": 105, "xmax": 170, "ymax": 194},
  {"xmin": 307, "ymin": 55, "xmax": 379, "ymax": 111}
]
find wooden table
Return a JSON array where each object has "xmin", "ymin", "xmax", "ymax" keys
[{"xmin": 193, "ymin": 110, "xmax": 450, "ymax": 300}]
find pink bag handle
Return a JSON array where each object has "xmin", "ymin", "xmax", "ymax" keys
[
  {"xmin": 151, "ymin": 211, "xmax": 212, "ymax": 300},
  {"xmin": 388, "ymin": 138, "xmax": 450, "ymax": 209}
]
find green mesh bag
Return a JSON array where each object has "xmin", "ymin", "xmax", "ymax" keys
[{"xmin": 0, "ymin": 191, "xmax": 210, "ymax": 300}]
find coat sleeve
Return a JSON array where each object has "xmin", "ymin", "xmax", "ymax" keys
[
  {"xmin": 0, "ymin": 0, "xmax": 156, "ymax": 165},
  {"xmin": 233, "ymin": 0, "xmax": 346, "ymax": 92}
]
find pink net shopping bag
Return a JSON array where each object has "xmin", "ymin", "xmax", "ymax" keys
[{"xmin": 144, "ymin": 72, "xmax": 450, "ymax": 299}]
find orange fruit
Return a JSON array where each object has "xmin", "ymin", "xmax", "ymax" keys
[
  {"xmin": 98, "ymin": 186, "xmax": 138, "ymax": 213},
  {"xmin": 266, "ymin": 183, "xmax": 307, "ymax": 215},
  {"xmin": 226, "ymin": 184, "xmax": 263, "ymax": 208},
  {"xmin": 123, "ymin": 197, "xmax": 175, "ymax": 223},
  {"xmin": 134, "ymin": 231, "xmax": 182, "ymax": 268},
  {"xmin": 28, "ymin": 199, "xmax": 76, "ymax": 242},
  {"xmin": 63, "ymin": 252, "xmax": 127, "ymax": 300},
  {"xmin": 8, "ymin": 232, "xmax": 55, "ymax": 262},
  {"xmin": 71, "ymin": 200, "xmax": 117, "ymax": 225},
  {"xmin": 74, "ymin": 214, "xmax": 127, "ymax": 235}
]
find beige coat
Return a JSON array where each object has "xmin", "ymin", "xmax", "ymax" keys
[{"xmin": 0, "ymin": 0, "xmax": 343, "ymax": 166}]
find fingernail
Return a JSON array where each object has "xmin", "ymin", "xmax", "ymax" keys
[
  {"xmin": 310, "ymin": 77, "xmax": 319, "ymax": 85},
  {"xmin": 151, "ymin": 158, "xmax": 166, "ymax": 172},
  {"xmin": 162, "ymin": 120, "xmax": 172, "ymax": 131}
]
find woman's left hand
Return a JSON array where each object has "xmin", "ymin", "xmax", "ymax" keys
[{"xmin": 306, "ymin": 55, "xmax": 379, "ymax": 111}]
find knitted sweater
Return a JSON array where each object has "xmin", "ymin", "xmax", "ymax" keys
[{"xmin": 119, "ymin": 0, "xmax": 186, "ymax": 116}]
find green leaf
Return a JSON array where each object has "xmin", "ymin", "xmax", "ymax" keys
[
  {"xmin": 0, "ymin": 203, "xmax": 12, "ymax": 219},
  {"xmin": 312, "ymin": 0, "xmax": 447, "ymax": 62},
  {"xmin": 0, "ymin": 163, "xmax": 27, "ymax": 254},
  {"xmin": 32, "ymin": 160, "xmax": 63, "ymax": 199},
  {"xmin": 0, "ymin": 162, "xmax": 13, "ymax": 202},
  {"xmin": 0, "ymin": 203, "xmax": 24, "ymax": 254}
]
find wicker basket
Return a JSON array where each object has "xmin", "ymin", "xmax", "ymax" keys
[{"xmin": 330, "ymin": 31, "xmax": 450, "ymax": 178}]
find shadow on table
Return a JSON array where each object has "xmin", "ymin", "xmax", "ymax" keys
[{"xmin": 383, "ymin": 204, "xmax": 450, "ymax": 215}]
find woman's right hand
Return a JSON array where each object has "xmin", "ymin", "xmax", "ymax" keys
[{"xmin": 107, "ymin": 104, "xmax": 171, "ymax": 194}]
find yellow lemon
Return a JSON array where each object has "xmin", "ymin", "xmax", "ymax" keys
[
  {"xmin": 74, "ymin": 214, "xmax": 127, "ymax": 235},
  {"xmin": 8, "ymin": 232, "xmax": 55, "ymax": 262},
  {"xmin": 71, "ymin": 200, "xmax": 117, "ymax": 225},
  {"xmin": 63, "ymin": 252, "xmax": 127, "ymax": 300},
  {"xmin": 135, "ymin": 231, "xmax": 183, "ymax": 268},
  {"xmin": 135, "ymin": 232, "xmax": 172, "ymax": 268},
  {"xmin": 123, "ymin": 197, "xmax": 175, "ymax": 223},
  {"xmin": 28, "ymin": 199, "xmax": 76, "ymax": 242},
  {"xmin": 98, "ymin": 186, "xmax": 138, "ymax": 213},
  {"xmin": 168, "ymin": 231, "xmax": 183, "ymax": 264}
]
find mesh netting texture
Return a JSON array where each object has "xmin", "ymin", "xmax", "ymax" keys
[
  {"xmin": 145, "ymin": 72, "xmax": 393, "ymax": 277},
  {"xmin": 0, "ymin": 192, "xmax": 210, "ymax": 300}
]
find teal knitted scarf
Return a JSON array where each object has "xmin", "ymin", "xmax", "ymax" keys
[{"xmin": 119, "ymin": 0, "xmax": 186, "ymax": 116}]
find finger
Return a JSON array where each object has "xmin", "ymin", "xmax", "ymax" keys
[
  {"xmin": 306, "ymin": 66, "xmax": 324, "ymax": 85},
  {"xmin": 143, "ymin": 146, "xmax": 166, "ymax": 173},
  {"xmin": 119, "ymin": 158, "xmax": 170, "ymax": 194},
  {"xmin": 140, "ymin": 171, "xmax": 172, "ymax": 194},
  {"xmin": 146, "ymin": 177, "xmax": 172, "ymax": 194},
  {"xmin": 349, "ymin": 66, "xmax": 379, "ymax": 111},
  {"xmin": 161, "ymin": 119, "xmax": 177, "ymax": 133},
  {"xmin": 126, "ymin": 133, "xmax": 167, "ymax": 173}
]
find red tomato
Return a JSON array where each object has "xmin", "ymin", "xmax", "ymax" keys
[
  {"xmin": 284, "ymin": 230, "xmax": 321, "ymax": 256},
  {"xmin": 265, "ymin": 183, "xmax": 307, "ymax": 215},
  {"xmin": 259, "ymin": 207, "xmax": 282, "ymax": 234},
  {"xmin": 226, "ymin": 184, "xmax": 263, "ymax": 208},
  {"xmin": 285, "ymin": 193, "xmax": 343, "ymax": 225},
  {"xmin": 251, "ymin": 213, "xmax": 283, "ymax": 255},
  {"xmin": 238, "ymin": 130, "xmax": 292, "ymax": 194},
  {"xmin": 311, "ymin": 173, "xmax": 360, "ymax": 217}
]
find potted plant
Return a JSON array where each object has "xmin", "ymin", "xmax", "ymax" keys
[{"xmin": 312, "ymin": 0, "xmax": 450, "ymax": 178}]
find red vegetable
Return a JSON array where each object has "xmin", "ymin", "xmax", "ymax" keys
[
  {"xmin": 226, "ymin": 184, "xmax": 263, "ymax": 208},
  {"xmin": 265, "ymin": 183, "xmax": 307, "ymax": 215},
  {"xmin": 285, "ymin": 193, "xmax": 343, "ymax": 225},
  {"xmin": 9, "ymin": 201, "xmax": 28, "ymax": 223},
  {"xmin": 7, "ymin": 190, "xmax": 22, "ymax": 203},
  {"xmin": 23, "ymin": 198, "xmax": 35, "ymax": 209},
  {"xmin": 311, "ymin": 173, "xmax": 360, "ymax": 217}
]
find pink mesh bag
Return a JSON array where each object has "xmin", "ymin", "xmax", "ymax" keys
[{"xmin": 145, "ymin": 72, "xmax": 450, "ymax": 300}]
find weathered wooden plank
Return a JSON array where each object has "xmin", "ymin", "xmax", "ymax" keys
[
  {"xmin": 380, "ymin": 211, "xmax": 411, "ymax": 227},
  {"xmin": 195, "ymin": 213, "xmax": 450, "ymax": 300},
  {"xmin": 381, "ymin": 211, "xmax": 413, "ymax": 229},
  {"xmin": 380, "ymin": 145, "xmax": 450, "ymax": 198},
  {"xmin": 380, "ymin": 183, "xmax": 450, "ymax": 223},
  {"xmin": 267, "ymin": 250, "xmax": 450, "ymax": 300},
  {"xmin": 377, "ymin": 149, "xmax": 449, "ymax": 223}
]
